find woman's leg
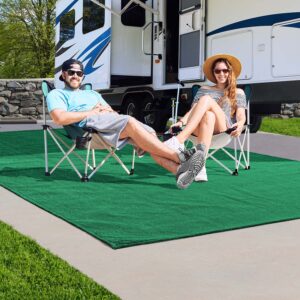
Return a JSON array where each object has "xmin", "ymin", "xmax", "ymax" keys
[
  {"xmin": 194, "ymin": 111, "xmax": 216, "ymax": 150},
  {"xmin": 193, "ymin": 110, "xmax": 225, "ymax": 182},
  {"xmin": 176, "ymin": 95, "xmax": 227, "ymax": 144}
]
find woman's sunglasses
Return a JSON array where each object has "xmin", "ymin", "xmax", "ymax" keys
[
  {"xmin": 214, "ymin": 68, "xmax": 229, "ymax": 75},
  {"xmin": 67, "ymin": 69, "xmax": 84, "ymax": 77}
]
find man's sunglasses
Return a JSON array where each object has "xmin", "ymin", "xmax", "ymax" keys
[
  {"xmin": 67, "ymin": 69, "xmax": 84, "ymax": 77},
  {"xmin": 214, "ymin": 68, "xmax": 229, "ymax": 74}
]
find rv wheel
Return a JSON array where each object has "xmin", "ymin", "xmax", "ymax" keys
[
  {"xmin": 123, "ymin": 99, "xmax": 141, "ymax": 120},
  {"xmin": 142, "ymin": 100, "xmax": 156, "ymax": 127},
  {"xmin": 250, "ymin": 114, "xmax": 262, "ymax": 133}
]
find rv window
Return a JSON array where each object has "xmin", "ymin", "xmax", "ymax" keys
[
  {"xmin": 180, "ymin": 0, "xmax": 200, "ymax": 11},
  {"xmin": 83, "ymin": 0, "xmax": 105, "ymax": 34},
  {"xmin": 121, "ymin": 0, "xmax": 146, "ymax": 27},
  {"xmin": 59, "ymin": 10, "xmax": 75, "ymax": 44}
]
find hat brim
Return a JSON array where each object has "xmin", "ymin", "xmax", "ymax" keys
[{"xmin": 203, "ymin": 54, "xmax": 242, "ymax": 83}]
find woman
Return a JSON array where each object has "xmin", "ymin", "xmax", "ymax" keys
[{"xmin": 164, "ymin": 54, "xmax": 247, "ymax": 182}]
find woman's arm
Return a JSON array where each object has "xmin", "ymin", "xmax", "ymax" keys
[{"xmin": 230, "ymin": 107, "xmax": 246, "ymax": 137}]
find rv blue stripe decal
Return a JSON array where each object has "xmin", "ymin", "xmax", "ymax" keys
[
  {"xmin": 77, "ymin": 28, "xmax": 111, "ymax": 60},
  {"xmin": 207, "ymin": 12, "xmax": 300, "ymax": 36},
  {"xmin": 284, "ymin": 22, "xmax": 300, "ymax": 28},
  {"xmin": 77, "ymin": 28, "xmax": 112, "ymax": 75},
  {"xmin": 81, "ymin": 38, "xmax": 110, "ymax": 75},
  {"xmin": 56, "ymin": 0, "xmax": 79, "ymax": 26}
]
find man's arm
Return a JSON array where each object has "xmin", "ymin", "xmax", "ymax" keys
[{"xmin": 50, "ymin": 104, "xmax": 113, "ymax": 126}]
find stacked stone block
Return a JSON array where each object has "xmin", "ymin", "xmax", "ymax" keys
[{"xmin": 0, "ymin": 79, "xmax": 54, "ymax": 121}]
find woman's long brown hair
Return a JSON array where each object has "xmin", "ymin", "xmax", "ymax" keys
[{"xmin": 212, "ymin": 58, "xmax": 237, "ymax": 117}]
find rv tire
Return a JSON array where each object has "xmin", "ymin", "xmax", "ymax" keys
[
  {"xmin": 250, "ymin": 114, "xmax": 262, "ymax": 133},
  {"xmin": 142, "ymin": 99, "xmax": 156, "ymax": 127},
  {"xmin": 122, "ymin": 98, "xmax": 142, "ymax": 121}
]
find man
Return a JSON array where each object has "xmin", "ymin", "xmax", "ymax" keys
[{"xmin": 47, "ymin": 59, "xmax": 206, "ymax": 189}]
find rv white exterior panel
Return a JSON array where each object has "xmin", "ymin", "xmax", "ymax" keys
[
  {"xmin": 271, "ymin": 19, "xmax": 300, "ymax": 78},
  {"xmin": 211, "ymin": 30, "xmax": 253, "ymax": 81},
  {"xmin": 178, "ymin": 1, "xmax": 205, "ymax": 81},
  {"xmin": 110, "ymin": 0, "xmax": 152, "ymax": 77},
  {"xmin": 55, "ymin": 0, "xmax": 112, "ymax": 90},
  {"xmin": 206, "ymin": 0, "xmax": 300, "ymax": 84}
]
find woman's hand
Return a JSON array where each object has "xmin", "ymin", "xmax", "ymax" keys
[
  {"xmin": 230, "ymin": 121, "xmax": 244, "ymax": 137},
  {"xmin": 171, "ymin": 121, "xmax": 183, "ymax": 128},
  {"xmin": 169, "ymin": 120, "xmax": 184, "ymax": 133}
]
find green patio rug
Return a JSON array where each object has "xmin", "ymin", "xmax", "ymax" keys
[{"xmin": 0, "ymin": 130, "xmax": 299, "ymax": 249}]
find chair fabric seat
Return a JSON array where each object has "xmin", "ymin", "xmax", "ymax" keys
[{"xmin": 189, "ymin": 132, "xmax": 232, "ymax": 150}]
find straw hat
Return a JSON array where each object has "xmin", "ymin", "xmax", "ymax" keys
[{"xmin": 203, "ymin": 54, "xmax": 242, "ymax": 83}]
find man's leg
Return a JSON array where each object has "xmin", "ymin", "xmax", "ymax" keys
[
  {"xmin": 150, "ymin": 154, "xmax": 178, "ymax": 174},
  {"xmin": 119, "ymin": 117, "xmax": 181, "ymax": 163},
  {"xmin": 119, "ymin": 116, "xmax": 205, "ymax": 189}
]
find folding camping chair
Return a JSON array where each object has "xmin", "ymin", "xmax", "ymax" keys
[
  {"xmin": 174, "ymin": 84, "xmax": 250, "ymax": 176},
  {"xmin": 41, "ymin": 80, "xmax": 136, "ymax": 181}
]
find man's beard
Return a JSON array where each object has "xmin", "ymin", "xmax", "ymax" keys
[{"xmin": 65, "ymin": 79, "xmax": 80, "ymax": 89}]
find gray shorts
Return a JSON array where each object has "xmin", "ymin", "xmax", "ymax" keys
[{"xmin": 85, "ymin": 112, "xmax": 155, "ymax": 149}]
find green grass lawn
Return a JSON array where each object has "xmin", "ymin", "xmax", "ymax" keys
[
  {"xmin": 260, "ymin": 117, "xmax": 300, "ymax": 137},
  {"xmin": 0, "ymin": 221, "xmax": 119, "ymax": 300}
]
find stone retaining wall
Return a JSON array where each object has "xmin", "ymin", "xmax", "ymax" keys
[
  {"xmin": 280, "ymin": 103, "xmax": 300, "ymax": 118},
  {"xmin": 0, "ymin": 79, "xmax": 299, "ymax": 121},
  {"xmin": 0, "ymin": 79, "xmax": 54, "ymax": 121}
]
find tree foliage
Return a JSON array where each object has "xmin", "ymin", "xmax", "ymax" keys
[{"xmin": 0, "ymin": 0, "xmax": 56, "ymax": 78}]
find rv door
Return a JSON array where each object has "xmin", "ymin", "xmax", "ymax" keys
[
  {"xmin": 55, "ymin": 0, "xmax": 111, "ymax": 89},
  {"xmin": 178, "ymin": 0, "xmax": 205, "ymax": 81}
]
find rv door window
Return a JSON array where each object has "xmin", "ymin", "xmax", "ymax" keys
[
  {"xmin": 121, "ymin": 0, "xmax": 146, "ymax": 27},
  {"xmin": 180, "ymin": 0, "xmax": 200, "ymax": 11},
  {"xmin": 59, "ymin": 10, "xmax": 75, "ymax": 44},
  {"xmin": 83, "ymin": 0, "xmax": 105, "ymax": 34}
]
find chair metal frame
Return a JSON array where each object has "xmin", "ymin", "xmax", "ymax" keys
[{"xmin": 41, "ymin": 80, "xmax": 136, "ymax": 181}]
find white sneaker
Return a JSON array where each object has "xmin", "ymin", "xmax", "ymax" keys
[
  {"xmin": 134, "ymin": 146, "xmax": 145, "ymax": 158},
  {"xmin": 163, "ymin": 136, "xmax": 184, "ymax": 152},
  {"xmin": 195, "ymin": 165, "xmax": 208, "ymax": 182}
]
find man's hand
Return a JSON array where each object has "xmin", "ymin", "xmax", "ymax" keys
[
  {"xmin": 99, "ymin": 104, "xmax": 114, "ymax": 113},
  {"xmin": 88, "ymin": 104, "xmax": 114, "ymax": 116}
]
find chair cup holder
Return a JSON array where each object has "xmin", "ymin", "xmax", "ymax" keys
[{"xmin": 76, "ymin": 136, "xmax": 90, "ymax": 149}]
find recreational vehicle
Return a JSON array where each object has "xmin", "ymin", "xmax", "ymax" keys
[{"xmin": 55, "ymin": 0, "xmax": 300, "ymax": 132}]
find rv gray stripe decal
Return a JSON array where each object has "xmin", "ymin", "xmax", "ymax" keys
[
  {"xmin": 56, "ymin": 44, "xmax": 75, "ymax": 56},
  {"xmin": 207, "ymin": 12, "xmax": 300, "ymax": 36}
]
